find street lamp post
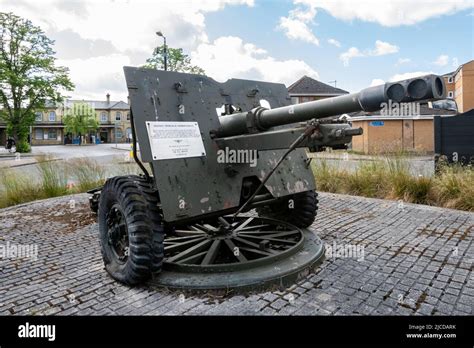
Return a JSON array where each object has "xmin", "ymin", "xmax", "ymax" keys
[
  {"xmin": 156, "ymin": 31, "xmax": 167, "ymax": 71},
  {"xmin": 115, "ymin": 121, "xmax": 118, "ymax": 148}
]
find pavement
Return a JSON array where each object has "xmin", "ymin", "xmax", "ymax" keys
[
  {"xmin": 0, "ymin": 193, "xmax": 472, "ymax": 316},
  {"xmin": 0, "ymin": 144, "xmax": 132, "ymax": 168}
]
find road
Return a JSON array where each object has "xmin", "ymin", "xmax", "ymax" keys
[
  {"xmin": 0, "ymin": 144, "xmax": 132, "ymax": 167},
  {"xmin": 0, "ymin": 144, "xmax": 138, "ymax": 188},
  {"xmin": 1, "ymin": 146, "xmax": 436, "ymax": 179}
]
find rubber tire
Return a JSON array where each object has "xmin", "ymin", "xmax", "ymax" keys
[
  {"xmin": 257, "ymin": 190, "xmax": 318, "ymax": 228},
  {"xmin": 89, "ymin": 194, "xmax": 99, "ymax": 214},
  {"xmin": 98, "ymin": 175, "xmax": 164, "ymax": 285}
]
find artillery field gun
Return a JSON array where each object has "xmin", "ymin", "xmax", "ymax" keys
[{"xmin": 89, "ymin": 69, "xmax": 445, "ymax": 289}]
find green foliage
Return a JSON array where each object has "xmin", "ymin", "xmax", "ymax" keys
[
  {"xmin": 0, "ymin": 12, "xmax": 74, "ymax": 152},
  {"xmin": 68, "ymin": 158, "xmax": 105, "ymax": 192},
  {"xmin": 312, "ymin": 153, "xmax": 473, "ymax": 211},
  {"xmin": 144, "ymin": 45, "xmax": 205, "ymax": 74},
  {"xmin": 15, "ymin": 139, "xmax": 30, "ymax": 152},
  {"xmin": 37, "ymin": 158, "xmax": 68, "ymax": 197},
  {"xmin": 0, "ymin": 157, "xmax": 150, "ymax": 208},
  {"xmin": 0, "ymin": 168, "xmax": 41, "ymax": 206},
  {"xmin": 63, "ymin": 102, "xmax": 99, "ymax": 144},
  {"xmin": 430, "ymin": 163, "xmax": 474, "ymax": 211}
]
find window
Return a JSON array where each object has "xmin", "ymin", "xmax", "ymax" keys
[
  {"xmin": 126, "ymin": 128, "xmax": 132, "ymax": 139},
  {"xmin": 448, "ymin": 91, "xmax": 454, "ymax": 99},
  {"xmin": 126, "ymin": 112, "xmax": 130, "ymax": 121},
  {"xmin": 35, "ymin": 112, "xmax": 42, "ymax": 122},
  {"xmin": 291, "ymin": 97, "xmax": 299, "ymax": 104},
  {"xmin": 447, "ymin": 76, "xmax": 454, "ymax": 83},
  {"xmin": 49, "ymin": 111, "xmax": 56, "ymax": 122},
  {"xmin": 101, "ymin": 112, "xmax": 108, "ymax": 122},
  {"xmin": 116, "ymin": 128, "xmax": 123, "ymax": 138},
  {"xmin": 48, "ymin": 129, "xmax": 57, "ymax": 140},
  {"xmin": 115, "ymin": 112, "xmax": 122, "ymax": 121},
  {"xmin": 35, "ymin": 129, "xmax": 43, "ymax": 140}
]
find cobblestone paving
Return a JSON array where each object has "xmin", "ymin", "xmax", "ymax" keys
[{"xmin": 0, "ymin": 193, "xmax": 472, "ymax": 316}]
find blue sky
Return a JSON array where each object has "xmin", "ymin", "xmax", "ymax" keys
[
  {"xmin": 1, "ymin": 0, "xmax": 472, "ymax": 99},
  {"xmin": 204, "ymin": 0, "xmax": 474, "ymax": 92}
]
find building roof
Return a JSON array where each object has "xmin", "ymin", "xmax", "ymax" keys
[
  {"xmin": 443, "ymin": 59, "xmax": 474, "ymax": 78},
  {"xmin": 45, "ymin": 99, "xmax": 129, "ymax": 110},
  {"xmin": 442, "ymin": 71, "xmax": 455, "ymax": 77},
  {"xmin": 288, "ymin": 76, "xmax": 349, "ymax": 96}
]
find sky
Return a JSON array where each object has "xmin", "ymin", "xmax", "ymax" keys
[{"xmin": 1, "ymin": 0, "xmax": 473, "ymax": 101}]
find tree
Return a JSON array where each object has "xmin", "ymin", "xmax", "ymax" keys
[
  {"xmin": 144, "ymin": 45, "xmax": 205, "ymax": 74},
  {"xmin": 0, "ymin": 12, "xmax": 74, "ymax": 152},
  {"xmin": 63, "ymin": 102, "xmax": 99, "ymax": 145}
]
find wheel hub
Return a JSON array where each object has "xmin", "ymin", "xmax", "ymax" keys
[{"xmin": 106, "ymin": 205, "xmax": 129, "ymax": 263}]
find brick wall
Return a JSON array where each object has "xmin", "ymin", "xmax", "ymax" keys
[{"xmin": 351, "ymin": 118, "xmax": 434, "ymax": 154}]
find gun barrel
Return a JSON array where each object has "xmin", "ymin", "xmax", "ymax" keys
[{"xmin": 215, "ymin": 74, "xmax": 445, "ymax": 138}]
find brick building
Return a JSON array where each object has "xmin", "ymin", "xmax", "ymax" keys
[
  {"xmin": 0, "ymin": 94, "xmax": 131, "ymax": 146},
  {"xmin": 288, "ymin": 75, "xmax": 348, "ymax": 104},
  {"xmin": 443, "ymin": 59, "xmax": 474, "ymax": 113},
  {"xmin": 349, "ymin": 106, "xmax": 457, "ymax": 154}
]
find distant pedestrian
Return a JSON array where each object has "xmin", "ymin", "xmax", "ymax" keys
[{"xmin": 5, "ymin": 137, "xmax": 16, "ymax": 153}]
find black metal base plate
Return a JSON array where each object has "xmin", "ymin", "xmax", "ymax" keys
[{"xmin": 149, "ymin": 228, "xmax": 325, "ymax": 291}]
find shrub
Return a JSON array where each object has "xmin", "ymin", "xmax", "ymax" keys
[
  {"xmin": 67, "ymin": 158, "xmax": 106, "ymax": 192},
  {"xmin": 312, "ymin": 152, "xmax": 473, "ymax": 212},
  {"xmin": 37, "ymin": 159, "xmax": 68, "ymax": 198}
]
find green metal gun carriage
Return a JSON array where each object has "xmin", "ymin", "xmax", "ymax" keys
[{"xmin": 88, "ymin": 69, "xmax": 445, "ymax": 289}]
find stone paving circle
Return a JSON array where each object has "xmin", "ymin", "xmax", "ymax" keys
[{"xmin": 0, "ymin": 192, "xmax": 472, "ymax": 316}]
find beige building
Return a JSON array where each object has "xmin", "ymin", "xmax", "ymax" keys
[
  {"xmin": 349, "ymin": 106, "xmax": 456, "ymax": 154},
  {"xmin": 1, "ymin": 94, "xmax": 131, "ymax": 146},
  {"xmin": 31, "ymin": 94, "xmax": 131, "ymax": 146},
  {"xmin": 443, "ymin": 59, "xmax": 474, "ymax": 113},
  {"xmin": 349, "ymin": 60, "xmax": 473, "ymax": 154}
]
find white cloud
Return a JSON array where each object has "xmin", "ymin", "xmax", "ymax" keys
[
  {"xmin": 369, "ymin": 71, "xmax": 436, "ymax": 90},
  {"xmin": 1, "ymin": 0, "xmax": 254, "ymax": 52},
  {"xmin": 294, "ymin": 0, "xmax": 473, "ymax": 26},
  {"xmin": 340, "ymin": 47, "xmax": 363, "ymax": 67},
  {"xmin": 396, "ymin": 58, "xmax": 411, "ymax": 65},
  {"xmin": 278, "ymin": 0, "xmax": 472, "ymax": 49},
  {"xmin": 371, "ymin": 40, "xmax": 399, "ymax": 56},
  {"xmin": 57, "ymin": 54, "xmax": 131, "ymax": 100},
  {"xmin": 433, "ymin": 54, "xmax": 449, "ymax": 66},
  {"xmin": 339, "ymin": 40, "xmax": 399, "ymax": 66},
  {"xmin": 191, "ymin": 36, "xmax": 319, "ymax": 86},
  {"xmin": 389, "ymin": 71, "xmax": 434, "ymax": 82},
  {"xmin": 327, "ymin": 38, "xmax": 341, "ymax": 47},
  {"xmin": 277, "ymin": 5, "xmax": 319, "ymax": 45},
  {"xmin": 370, "ymin": 79, "xmax": 385, "ymax": 87},
  {"xmin": 0, "ymin": 0, "xmax": 255, "ymax": 100}
]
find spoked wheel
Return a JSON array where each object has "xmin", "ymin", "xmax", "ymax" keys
[
  {"xmin": 98, "ymin": 175, "xmax": 164, "ymax": 285},
  {"xmin": 164, "ymin": 216, "xmax": 304, "ymax": 272},
  {"xmin": 257, "ymin": 190, "xmax": 318, "ymax": 228}
]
